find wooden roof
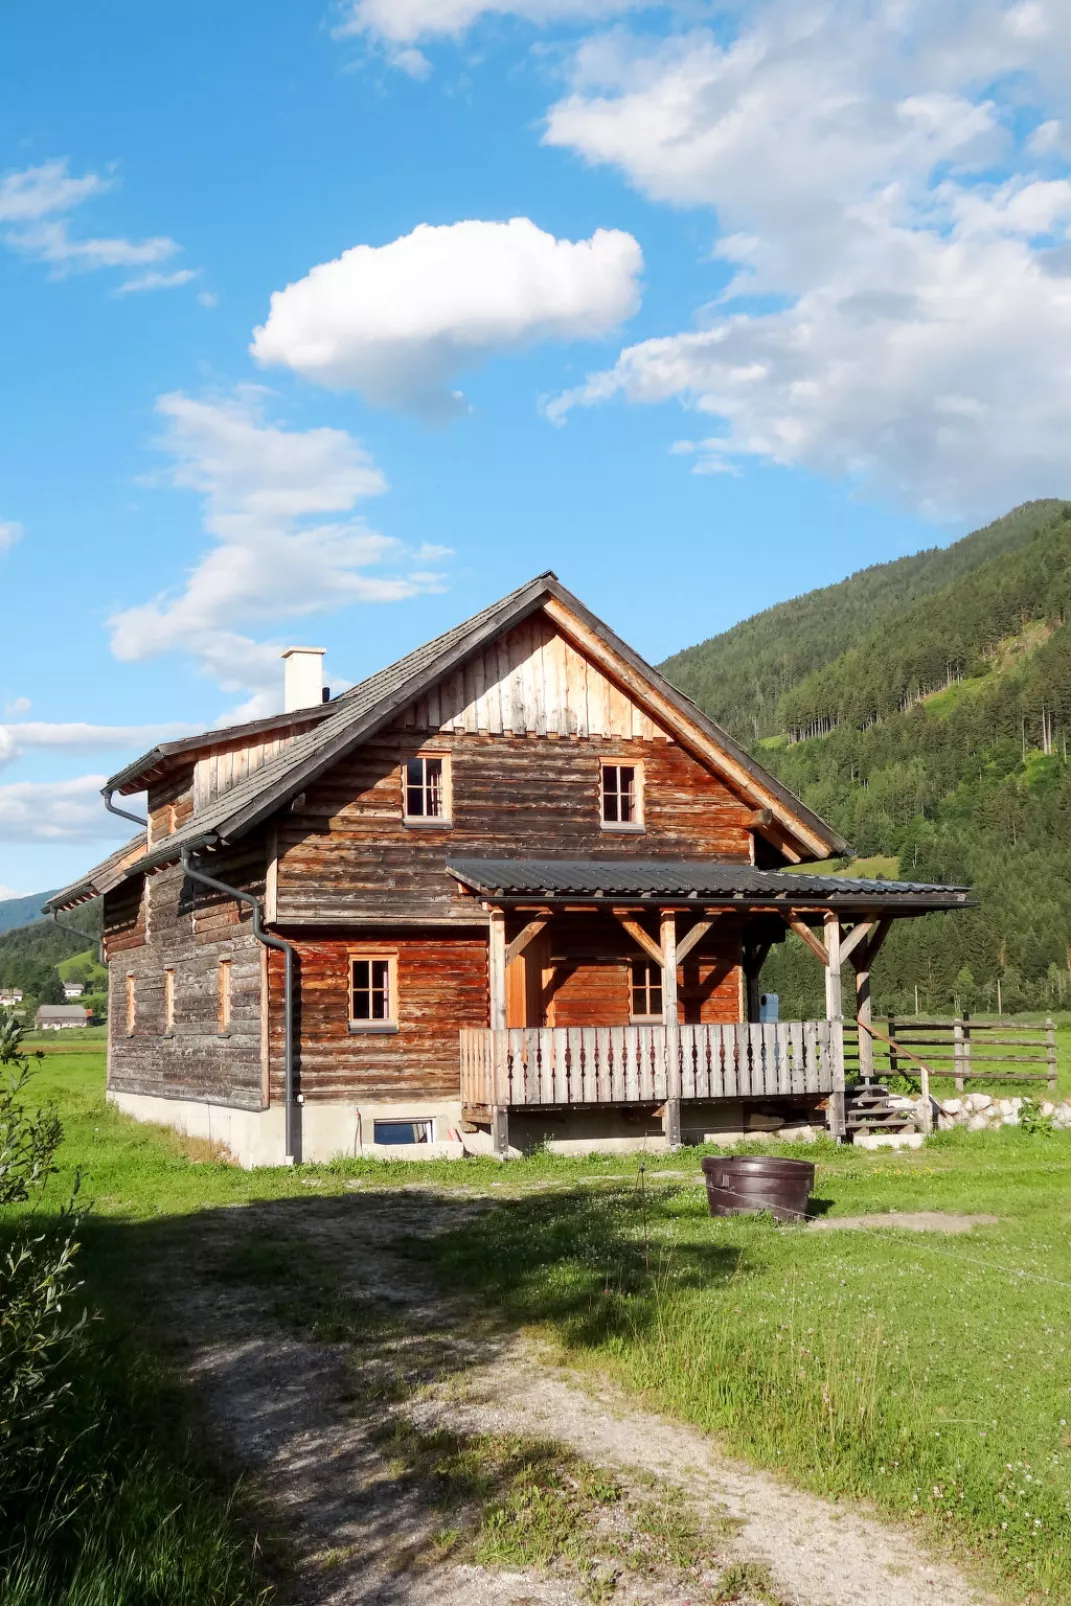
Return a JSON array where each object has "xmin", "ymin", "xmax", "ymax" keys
[{"xmin": 446, "ymin": 857, "xmax": 972, "ymax": 914}]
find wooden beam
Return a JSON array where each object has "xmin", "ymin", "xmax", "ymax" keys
[
  {"xmin": 839, "ymin": 919, "xmax": 874, "ymax": 965},
  {"xmin": 782, "ymin": 912, "xmax": 828, "ymax": 965},
  {"xmin": 824, "ymin": 912, "xmax": 842, "ymax": 1021},
  {"xmin": 505, "ymin": 917, "xmax": 549, "ymax": 969},
  {"xmin": 675, "ymin": 914, "xmax": 719, "ymax": 965},
  {"xmin": 661, "ymin": 910, "xmax": 681, "ymax": 1150},
  {"xmin": 488, "ymin": 910, "xmax": 507, "ymax": 1032},
  {"xmin": 611, "ymin": 909, "xmax": 664, "ymax": 967}
]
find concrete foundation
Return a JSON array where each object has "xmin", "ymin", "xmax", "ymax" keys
[{"xmin": 108, "ymin": 1089, "xmax": 830, "ymax": 1167}]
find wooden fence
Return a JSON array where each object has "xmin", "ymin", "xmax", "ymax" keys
[
  {"xmin": 844, "ymin": 1016, "xmax": 1057, "ymax": 1092},
  {"xmin": 460, "ymin": 1020, "xmax": 841, "ymax": 1109}
]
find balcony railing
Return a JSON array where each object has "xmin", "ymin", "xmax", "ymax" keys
[{"xmin": 460, "ymin": 1020, "xmax": 842, "ymax": 1109}]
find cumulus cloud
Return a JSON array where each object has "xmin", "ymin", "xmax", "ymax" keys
[
  {"xmin": 251, "ymin": 217, "xmax": 643, "ymax": 417},
  {"xmin": 544, "ymin": 2, "xmax": 1071, "ymax": 518},
  {"xmin": 0, "ymin": 520, "xmax": 22, "ymax": 552},
  {"xmin": 0, "ymin": 158, "xmax": 195, "ymax": 292},
  {"xmin": 109, "ymin": 390, "xmax": 447, "ymax": 703},
  {"xmin": 336, "ymin": 0, "xmax": 652, "ymax": 46},
  {"xmin": 0, "ymin": 775, "xmax": 119, "ymax": 843},
  {"xmin": 0, "ymin": 722, "xmax": 196, "ymax": 777}
]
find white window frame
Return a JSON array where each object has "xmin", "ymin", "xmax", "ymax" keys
[
  {"xmin": 629, "ymin": 959, "xmax": 663, "ymax": 1023},
  {"xmin": 600, "ymin": 760, "xmax": 644, "ymax": 832},
  {"xmin": 349, "ymin": 952, "xmax": 399, "ymax": 1033},
  {"xmin": 402, "ymin": 753, "xmax": 453, "ymax": 828}
]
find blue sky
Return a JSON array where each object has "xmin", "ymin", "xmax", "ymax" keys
[{"xmin": 2, "ymin": 0, "xmax": 1070, "ymax": 896}]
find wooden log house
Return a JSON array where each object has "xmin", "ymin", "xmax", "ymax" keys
[{"xmin": 45, "ymin": 574, "xmax": 970, "ymax": 1165}]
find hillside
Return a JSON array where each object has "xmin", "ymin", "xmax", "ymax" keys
[
  {"xmin": 0, "ymin": 888, "xmax": 57, "ymax": 935},
  {"xmin": 662, "ymin": 500, "xmax": 1070, "ymax": 741},
  {"xmin": 0, "ymin": 904, "xmax": 102, "ymax": 1008},
  {"xmin": 660, "ymin": 499, "xmax": 1071, "ymax": 1019}
]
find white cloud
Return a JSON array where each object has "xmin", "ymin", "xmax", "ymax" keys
[
  {"xmin": 0, "ymin": 721, "xmax": 195, "ymax": 764},
  {"xmin": 251, "ymin": 217, "xmax": 643, "ymax": 417},
  {"xmin": 0, "ymin": 884, "xmax": 27, "ymax": 900},
  {"xmin": 0, "ymin": 521, "xmax": 22, "ymax": 552},
  {"xmin": 114, "ymin": 268, "xmax": 200, "ymax": 295},
  {"xmin": 336, "ymin": 0, "xmax": 649, "ymax": 46},
  {"xmin": 0, "ymin": 158, "xmax": 193, "ymax": 290},
  {"xmin": 0, "ymin": 775, "xmax": 119, "ymax": 844},
  {"xmin": 543, "ymin": 3, "xmax": 1071, "ymax": 518},
  {"xmin": 109, "ymin": 390, "xmax": 447, "ymax": 702}
]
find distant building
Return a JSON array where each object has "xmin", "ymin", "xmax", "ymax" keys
[
  {"xmin": 36, "ymin": 1004, "xmax": 90, "ymax": 1030},
  {"xmin": 63, "ymin": 981, "xmax": 86, "ymax": 999},
  {"xmin": 0, "ymin": 987, "xmax": 23, "ymax": 1006}
]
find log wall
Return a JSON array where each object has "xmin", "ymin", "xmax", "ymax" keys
[{"xmin": 103, "ymin": 839, "xmax": 268, "ymax": 1109}]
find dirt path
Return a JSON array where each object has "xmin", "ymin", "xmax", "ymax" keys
[{"xmin": 159, "ymin": 1193, "xmax": 998, "ymax": 1606}]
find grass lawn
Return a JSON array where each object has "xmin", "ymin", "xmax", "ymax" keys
[{"xmin": 15, "ymin": 1041, "xmax": 1071, "ymax": 1604}]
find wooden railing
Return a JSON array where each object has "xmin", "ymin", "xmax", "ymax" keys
[
  {"xmin": 460, "ymin": 1020, "xmax": 841, "ymax": 1109},
  {"xmin": 843, "ymin": 1016, "xmax": 1057, "ymax": 1092}
]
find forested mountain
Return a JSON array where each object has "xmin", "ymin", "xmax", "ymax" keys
[
  {"xmin": 661, "ymin": 499, "xmax": 1071, "ymax": 1019},
  {"xmin": 0, "ymin": 904, "xmax": 101, "ymax": 1012},
  {"xmin": 0, "ymin": 889, "xmax": 56, "ymax": 936},
  {"xmin": 663, "ymin": 500, "xmax": 1068, "ymax": 742}
]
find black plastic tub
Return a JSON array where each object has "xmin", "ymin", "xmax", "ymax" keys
[{"xmin": 701, "ymin": 1155, "xmax": 815, "ymax": 1223}]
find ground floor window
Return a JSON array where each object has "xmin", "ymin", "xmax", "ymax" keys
[
  {"xmin": 349, "ymin": 954, "xmax": 397, "ymax": 1029},
  {"xmin": 630, "ymin": 960, "xmax": 663, "ymax": 1021},
  {"xmin": 373, "ymin": 1118, "xmax": 434, "ymax": 1145}
]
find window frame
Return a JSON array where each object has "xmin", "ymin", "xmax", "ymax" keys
[
  {"xmin": 629, "ymin": 959, "xmax": 664, "ymax": 1023},
  {"xmin": 401, "ymin": 752, "xmax": 453, "ymax": 828},
  {"xmin": 348, "ymin": 951, "xmax": 399, "ymax": 1033},
  {"xmin": 162, "ymin": 967, "xmax": 175, "ymax": 1036},
  {"xmin": 125, "ymin": 972, "xmax": 136, "ymax": 1037},
  {"xmin": 217, "ymin": 958, "xmax": 232, "ymax": 1038},
  {"xmin": 600, "ymin": 760, "xmax": 644, "ymax": 832}
]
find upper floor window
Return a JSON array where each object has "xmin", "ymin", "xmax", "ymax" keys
[
  {"xmin": 350, "ymin": 954, "xmax": 397, "ymax": 1031},
  {"xmin": 630, "ymin": 960, "xmax": 663, "ymax": 1022},
  {"xmin": 601, "ymin": 762, "xmax": 643, "ymax": 830},
  {"xmin": 403, "ymin": 755, "xmax": 451, "ymax": 825}
]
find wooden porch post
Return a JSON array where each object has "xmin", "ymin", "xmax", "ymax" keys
[
  {"xmin": 661, "ymin": 910, "xmax": 681, "ymax": 1150},
  {"xmin": 847, "ymin": 918, "xmax": 890, "ymax": 1085},
  {"xmin": 488, "ymin": 908, "xmax": 510, "ymax": 1158},
  {"xmin": 824, "ymin": 913, "xmax": 846, "ymax": 1139}
]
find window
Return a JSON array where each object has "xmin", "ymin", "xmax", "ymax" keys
[
  {"xmin": 403, "ymin": 755, "xmax": 450, "ymax": 824},
  {"xmin": 373, "ymin": 1118, "xmax": 434, "ymax": 1146},
  {"xmin": 125, "ymin": 973, "xmax": 136, "ymax": 1036},
  {"xmin": 218, "ymin": 959, "xmax": 232, "ymax": 1035},
  {"xmin": 163, "ymin": 968, "xmax": 175, "ymax": 1034},
  {"xmin": 601, "ymin": 762, "xmax": 643, "ymax": 829},
  {"xmin": 350, "ymin": 955, "xmax": 397, "ymax": 1030},
  {"xmin": 630, "ymin": 960, "xmax": 663, "ymax": 1021}
]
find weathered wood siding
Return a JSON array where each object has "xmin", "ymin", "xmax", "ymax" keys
[
  {"xmin": 277, "ymin": 736, "xmax": 754, "ymax": 925},
  {"xmin": 103, "ymin": 840, "xmax": 268, "ymax": 1109},
  {"xmin": 398, "ymin": 613, "xmax": 666, "ymax": 741},
  {"xmin": 536, "ymin": 915, "xmax": 742, "ymax": 1029},
  {"xmin": 193, "ymin": 721, "xmax": 312, "ymax": 813},
  {"xmin": 266, "ymin": 932, "xmax": 487, "ymax": 1105}
]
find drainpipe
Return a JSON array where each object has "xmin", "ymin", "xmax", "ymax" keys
[
  {"xmin": 179, "ymin": 848, "xmax": 300, "ymax": 1165},
  {"xmin": 102, "ymin": 785, "xmax": 148, "ymax": 829},
  {"xmin": 50, "ymin": 910, "xmax": 105, "ymax": 968}
]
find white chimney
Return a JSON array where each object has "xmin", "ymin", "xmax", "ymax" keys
[{"xmin": 282, "ymin": 647, "xmax": 326, "ymax": 713}]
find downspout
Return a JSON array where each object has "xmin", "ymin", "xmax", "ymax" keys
[
  {"xmin": 50, "ymin": 910, "xmax": 104, "ymax": 968},
  {"xmin": 102, "ymin": 785, "xmax": 147, "ymax": 829},
  {"xmin": 179, "ymin": 847, "xmax": 300, "ymax": 1165}
]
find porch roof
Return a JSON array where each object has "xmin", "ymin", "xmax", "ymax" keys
[{"xmin": 447, "ymin": 857, "xmax": 971, "ymax": 913}]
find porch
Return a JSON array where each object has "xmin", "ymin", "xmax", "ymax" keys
[
  {"xmin": 447, "ymin": 855, "xmax": 972, "ymax": 1156},
  {"xmin": 460, "ymin": 1019, "xmax": 842, "ymax": 1110}
]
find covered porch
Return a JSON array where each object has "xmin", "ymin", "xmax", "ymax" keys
[{"xmin": 448, "ymin": 857, "xmax": 971, "ymax": 1155}]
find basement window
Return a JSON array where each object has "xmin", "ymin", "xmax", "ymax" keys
[
  {"xmin": 403, "ymin": 755, "xmax": 451, "ymax": 825},
  {"xmin": 349, "ymin": 955, "xmax": 398, "ymax": 1032},
  {"xmin": 373, "ymin": 1118, "xmax": 434, "ymax": 1146},
  {"xmin": 630, "ymin": 960, "xmax": 663, "ymax": 1022},
  {"xmin": 601, "ymin": 762, "xmax": 643, "ymax": 830}
]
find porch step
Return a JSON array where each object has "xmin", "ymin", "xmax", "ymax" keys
[{"xmin": 844, "ymin": 1083, "xmax": 916, "ymax": 1136}]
